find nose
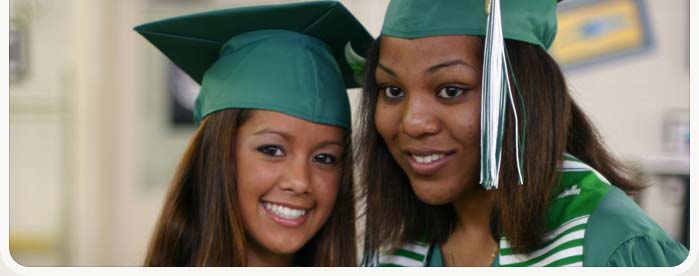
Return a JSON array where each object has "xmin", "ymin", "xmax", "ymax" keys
[
  {"xmin": 400, "ymin": 93, "xmax": 441, "ymax": 138},
  {"xmin": 278, "ymin": 156, "xmax": 312, "ymax": 195}
]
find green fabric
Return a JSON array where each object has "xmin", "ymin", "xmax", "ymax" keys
[
  {"xmin": 381, "ymin": 0, "xmax": 558, "ymax": 49},
  {"xmin": 192, "ymin": 30, "xmax": 350, "ymax": 127},
  {"xmin": 393, "ymin": 248, "xmax": 427, "ymax": 261},
  {"xmin": 427, "ymin": 244, "xmax": 442, "ymax": 266},
  {"xmin": 547, "ymin": 155, "xmax": 612, "ymax": 230},
  {"xmin": 584, "ymin": 185, "xmax": 689, "ymax": 266},
  {"xmin": 134, "ymin": 1, "xmax": 372, "ymax": 127},
  {"xmin": 374, "ymin": 242, "xmax": 430, "ymax": 266}
]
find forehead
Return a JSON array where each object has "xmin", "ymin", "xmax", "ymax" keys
[
  {"xmin": 240, "ymin": 109, "xmax": 345, "ymax": 141},
  {"xmin": 378, "ymin": 35, "xmax": 483, "ymax": 69}
]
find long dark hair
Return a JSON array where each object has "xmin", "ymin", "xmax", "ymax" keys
[
  {"xmin": 356, "ymin": 36, "xmax": 642, "ymax": 255},
  {"xmin": 145, "ymin": 109, "xmax": 357, "ymax": 266}
]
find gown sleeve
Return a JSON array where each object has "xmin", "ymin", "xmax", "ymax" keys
[
  {"xmin": 606, "ymin": 235, "xmax": 688, "ymax": 266},
  {"xmin": 584, "ymin": 186, "xmax": 689, "ymax": 266}
]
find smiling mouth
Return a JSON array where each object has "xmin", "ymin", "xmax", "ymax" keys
[
  {"xmin": 411, "ymin": 153, "xmax": 447, "ymax": 164},
  {"xmin": 403, "ymin": 150, "xmax": 456, "ymax": 175},
  {"xmin": 262, "ymin": 201, "xmax": 308, "ymax": 220}
]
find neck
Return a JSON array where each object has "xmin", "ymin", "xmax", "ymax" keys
[
  {"xmin": 246, "ymin": 240, "xmax": 294, "ymax": 267},
  {"xmin": 440, "ymin": 186, "xmax": 498, "ymax": 266},
  {"xmin": 451, "ymin": 186, "xmax": 496, "ymax": 235}
]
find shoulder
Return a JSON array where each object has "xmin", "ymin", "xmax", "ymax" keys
[
  {"xmin": 545, "ymin": 154, "xmax": 613, "ymax": 233},
  {"xmin": 583, "ymin": 186, "xmax": 688, "ymax": 266},
  {"xmin": 555, "ymin": 154, "xmax": 687, "ymax": 266}
]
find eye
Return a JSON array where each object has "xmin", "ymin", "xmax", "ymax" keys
[
  {"xmin": 437, "ymin": 86, "xmax": 465, "ymax": 99},
  {"xmin": 257, "ymin": 145, "xmax": 284, "ymax": 157},
  {"xmin": 313, "ymin": 153, "xmax": 337, "ymax": 165},
  {"xmin": 381, "ymin": 86, "xmax": 405, "ymax": 99}
]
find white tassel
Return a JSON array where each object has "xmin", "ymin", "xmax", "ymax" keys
[{"xmin": 480, "ymin": 0, "xmax": 524, "ymax": 190}]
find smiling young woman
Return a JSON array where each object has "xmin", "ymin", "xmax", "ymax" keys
[
  {"xmin": 145, "ymin": 108, "xmax": 355, "ymax": 266},
  {"xmin": 357, "ymin": 0, "xmax": 688, "ymax": 267},
  {"xmin": 135, "ymin": 1, "xmax": 372, "ymax": 266}
]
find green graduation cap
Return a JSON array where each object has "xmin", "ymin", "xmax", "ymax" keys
[
  {"xmin": 134, "ymin": 1, "xmax": 373, "ymax": 129},
  {"xmin": 382, "ymin": 0, "xmax": 558, "ymax": 48},
  {"xmin": 380, "ymin": 0, "xmax": 560, "ymax": 190}
]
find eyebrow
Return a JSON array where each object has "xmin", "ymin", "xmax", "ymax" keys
[
  {"xmin": 426, "ymin": 59, "xmax": 478, "ymax": 75},
  {"xmin": 377, "ymin": 62, "xmax": 398, "ymax": 77},
  {"xmin": 316, "ymin": 140, "xmax": 345, "ymax": 149},
  {"xmin": 377, "ymin": 59, "xmax": 478, "ymax": 78},
  {"xmin": 253, "ymin": 128, "xmax": 344, "ymax": 149},
  {"xmin": 253, "ymin": 128, "xmax": 292, "ymax": 140}
]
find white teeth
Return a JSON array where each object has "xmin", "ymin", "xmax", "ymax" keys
[
  {"xmin": 412, "ymin": 153, "xmax": 445, "ymax": 164},
  {"xmin": 263, "ymin": 202, "xmax": 307, "ymax": 219}
]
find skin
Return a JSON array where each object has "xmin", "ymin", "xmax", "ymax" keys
[
  {"xmin": 235, "ymin": 110, "xmax": 345, "ymax": 266},
  {"xmin": 374, "ymin": 35, "xmax": 497, "ymax": 266}
]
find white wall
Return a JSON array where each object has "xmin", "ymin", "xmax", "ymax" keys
[
  {"xmin": 565, "ymin": 0, "xmax": 689, "ymax": 160},
  {"xmin": 9, "ymin": 0, "xmax": 75, "ymax": 266}
]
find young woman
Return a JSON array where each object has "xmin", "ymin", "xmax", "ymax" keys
[
  {"xmin": 134, "ymin": 1, "xmax": 371, "ymax": 266},
  {"xmin": 357, "ymin": 0, "xmax": 688, "ymax": 267}
]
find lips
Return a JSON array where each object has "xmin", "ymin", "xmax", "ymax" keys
[
  {"xmin": 411, "ymin": 153, "xmax": 446, "ymax": 164},
  {"xmin": 403, "ymin": 149, "xmax": 455, "ymax": 175},
  {"xmin": 261, "ymin": 200, "xmax": 311, "ymax": 227}
]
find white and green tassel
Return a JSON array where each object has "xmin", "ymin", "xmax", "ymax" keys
[{"xmin": 480, "ymin": 0, "xmax": 524, "ymax": 190}]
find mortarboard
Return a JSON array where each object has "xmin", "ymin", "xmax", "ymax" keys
[{"xmin": 134, "ymin": 1, "xmax": 373, "ymax": 129}]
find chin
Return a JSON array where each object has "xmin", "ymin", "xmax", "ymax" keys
[
  {"xmin": 409, "ymin": 180, "xmax": 459, "ymax": 205},
  {"xmin": 264, "ymin": 237, "xmax": 306, "ymax": 255}
]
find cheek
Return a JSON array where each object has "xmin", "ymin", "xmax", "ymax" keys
[
  {"xmin": 445, "ymin": 100, "xmax": 481, "ymax": 188},
  {"xmin": 449, "ymin": 98, "xmax": 481, "ymax": 145},
  {"xmin": 452, "ymin": 114, "xmax": 479, "ymax": 143},
  {"xmin": 235, "ymin": 150, "xmax": 276, "ymax": 201},
  {"xmin": 374, "ymin": 101, "xmax": 400, "ymax": 141},
  {"xmin": 312, "ymin": 169, "xmax": 342, "ymax": 210}
]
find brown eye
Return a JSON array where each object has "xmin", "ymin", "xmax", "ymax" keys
[
  {"xmin": 382, "ymin": 86, "xmax": 405, "ymax": 98},
  {"xmin": 257, "ymin": 145, "xmax": 284, "ymax": 157},
  {"xmin": 437, "ymin": 86, "xmax": 465, "ymax": 99},
  {"xmin": 313, "ymin": 153, "xmax": 337, "ymax": 164}
]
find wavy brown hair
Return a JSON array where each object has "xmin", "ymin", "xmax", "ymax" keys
[
  {"xmin": 356, "ymin": 36, "xmax": 643, "ymax": 256},
  {"xmin": 145, "ymin": 109, "xmax": 357, "ymax": 266}
]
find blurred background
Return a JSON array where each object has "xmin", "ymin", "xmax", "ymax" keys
[{"xmin": 8, "ymin": 0, "xmax": 689, "ymax": 266}]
